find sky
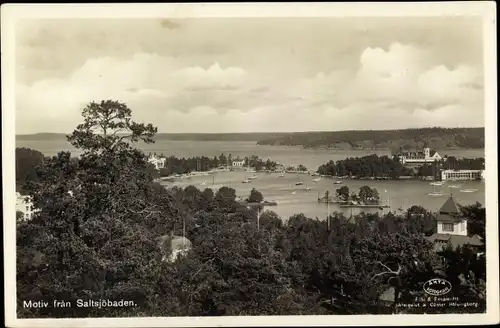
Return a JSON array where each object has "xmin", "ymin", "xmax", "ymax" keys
[{"xmin": 15, "ymin": 17, "xmax": 485, "ymax": 134}]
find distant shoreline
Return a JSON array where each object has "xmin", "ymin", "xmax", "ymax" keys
[{"xmin": 16, "ymin": 127, "xmax": 485, "ymax": 150}]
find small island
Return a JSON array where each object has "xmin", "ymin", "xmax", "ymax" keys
[
  {"xmin": 318, "ymin": 185, "xmax": 389, "ymax": 209},
  {"xmin": 238, "ymin": 188, "xmax": 278, "ymax": 208}
]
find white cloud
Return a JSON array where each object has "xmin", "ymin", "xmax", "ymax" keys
[{"xmin": 15, "ymin": 33, "xmax": 484, "ymax": 133}]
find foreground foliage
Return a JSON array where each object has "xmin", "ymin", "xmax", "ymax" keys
[{"xmin": 17, "ymin": 101, "xmax": 486, "ymax": 317}]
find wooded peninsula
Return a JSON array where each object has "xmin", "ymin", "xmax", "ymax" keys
[{"xmin": 256, "ymin": 127, "xmax": 485, "ymax": 150}]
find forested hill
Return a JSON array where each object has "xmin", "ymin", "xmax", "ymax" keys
[
  {"xmin": 256, "ymin": 127, "xmax": 485, "ymax": 150},
  {"xmin": 16, "ymin": 128, "xmax": 485, "ymax": 150},
  {"xmin": 16, "ymin": 132, "xmax": 290, "ymax": 142}
]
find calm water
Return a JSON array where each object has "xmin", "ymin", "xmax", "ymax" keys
[
  {"xmin": 163, "ymin": 171, "xmax": 485, "ymax": 220},
  {"xmin": 17, "ymin": 139, "xmax": 485, "ymax": 173},
  {"xmin": 16, "ymin": 138, "xmax": 485, "ymax": 219}
]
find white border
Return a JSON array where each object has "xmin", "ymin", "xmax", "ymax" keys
[{"xmin": 2, "ymin": 2, "xmax": 498, "ymax": 327}]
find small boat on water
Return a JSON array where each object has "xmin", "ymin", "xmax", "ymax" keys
[
  {"xmin": 311, "ymin": 172, "xmax": 320, "ymax": 177},
  {"xmin": 449, "ymin": 184, "xmax": 462, "ymax": 189},
  {"xmin": 295, "ymin": 181, "xmax": 304, "ymax": 186},
  {"xmin": 334, "ymin": 181, "xmax": 343, "ymax": 184},
  {"xmin": 312, "ymin": 178, "xmax": 321, "ymax": 182},
  {"xmin": 460, "ymin": 188, "xmax": 478, "ymax": 193},
  {"xmin": 430, "ymin": 181, "xmax": 444, "ymax": 186},
  {"xmin": 278, "ymin": 173, "xmax": 285, "ymax": 178},
  {"xmin": 292, "ymin": 191, "xmax": 297, "ymax": 195},
  {"xmin": 305, "ymin": 186, "xmax": 312, "ymax": 191},
  {"xmin": 262, "ymin": 200, "xmax": 278, "ymax": 206},
  {"xmin": 241, "ymin": 179, "xmax": 251, "ymax": 184},
  {"xmin": 248, "ymin": 174, "xmax": 258, "ymax": 180},
  {"xmin": 200, "ymin": 181, "xmax": 207, "ymax": 186},
  {"xmin": 428, "ymin": 184, "xmax": 443, "ymax": 196},
  {"xmin": 340, "ymin": 204, "xmax": 390, "ymax": 208}
]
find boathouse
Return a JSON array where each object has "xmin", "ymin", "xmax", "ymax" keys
[
  {"xmin": 440, "ymin": 169, "xmax": 483, "ymax": 181},
  {"xmin": 426, "ymin": 196, "xmax": 483, "ymax": 252}
]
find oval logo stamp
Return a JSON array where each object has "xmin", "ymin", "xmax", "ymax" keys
[{"xmin": 423, "ymin": 278, "xmax": 452, "ymax": 296}]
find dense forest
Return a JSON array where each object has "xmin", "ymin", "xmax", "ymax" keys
[
  {"xmin": 317, "ymin": 154, "xmax": 485, "ymax": 179},
  {"xmin": 256, "ymin": 127, "xmax": 485, "ymax": 150},
  {"xmin": 16, "ymin": 101, "xmax": 486, "ymax": 317},
  {"xmin": 317, "ymin": 154, "xmax": 414, "ymax": 178},
  {"xmin": 157, "ymin": 154, "xmax": 278, "ymax": 177}
]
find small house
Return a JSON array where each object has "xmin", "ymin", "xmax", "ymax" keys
[
  {"xmin": 426, "ymin": 196, "xmax": 483, "ymax": 252},
  {"xmin": 158, "ymin": 233, "xmax": 192, "ymax": 263}
]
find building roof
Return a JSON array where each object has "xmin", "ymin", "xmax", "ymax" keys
[
  {"xmin": 437, "ymin": 214, "xmax": 463, "ymax": 223},
  {"xmin": 436, "ymin": 196, "xmax": 463, "ymax": 223},
  {"xmin": 439, "ymin": 196, "xmax": 460, "ymax": 215},
  {"xmin": 158, "ymin": 234, "xmax": 192, "ymax": 255},
  {"xmin": 427, "ymin": 233, "xmax": 483, "ymax": 250}
]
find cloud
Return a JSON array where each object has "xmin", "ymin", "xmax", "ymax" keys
[
  {"xmin": 172, "ymin": 62, "xmax": 247, "ymax": 90},
  {"xmin": 14, "ymin": 19, "xmax": 484, "ymax": 133}
]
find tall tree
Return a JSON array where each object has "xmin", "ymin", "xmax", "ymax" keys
[
  {"xmin": 17, "ymin": 100, "xmax": 182, "ymax": 318},
  {"xmin": 16, "ymin": 147, "xmax": 45, "ymax": 193}
]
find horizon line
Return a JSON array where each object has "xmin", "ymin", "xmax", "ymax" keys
[{"xmin": 15, "ymin": 126, "xmax": 486, "ymax": 136}]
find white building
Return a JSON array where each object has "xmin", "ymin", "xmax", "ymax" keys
[
  {"xmin": 441, "ymin": 169, "xmax": 483, "ymax": 181},
  {"xmin": 426, "ymin": 196, "xmax": 483, "ymax": 252},
  {"xmin": 396, "ymin": 147, "xmax": 442, "ymax": 165},
  {"xmin": 16, "ymin": 192, "xmax": 38, "ymax": 221},
  {"xmin": 231, "ymin": 160, "xmax": 246, "ymax": 167},
  {"xmin": 148, "ymin": 154, "xmax": 166, "ymax": 170}
]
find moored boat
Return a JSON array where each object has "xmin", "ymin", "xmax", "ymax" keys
[{"xmin": 460, "ymin": 188, "xmax": 478, "ymax": 193}]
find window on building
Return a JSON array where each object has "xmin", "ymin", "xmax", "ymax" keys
[{"xmin": 442, "ymin": 223, "xmax": 454, "ymax": 232}]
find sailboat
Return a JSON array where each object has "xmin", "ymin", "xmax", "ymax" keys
[
  {"xmin": 245, "ymin": 160, "xmax": 256, "ymax": 173},
  {"xmin": 460, "ymin": 188, "xmax": 478, "ymax": 193},
  {"xmin": 295, "ymin": 171, "xmax": 304, "ymax": 186},
  {"xmin": 428, "ymin": 184, "xmax": 443, "ymax": 196}
]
